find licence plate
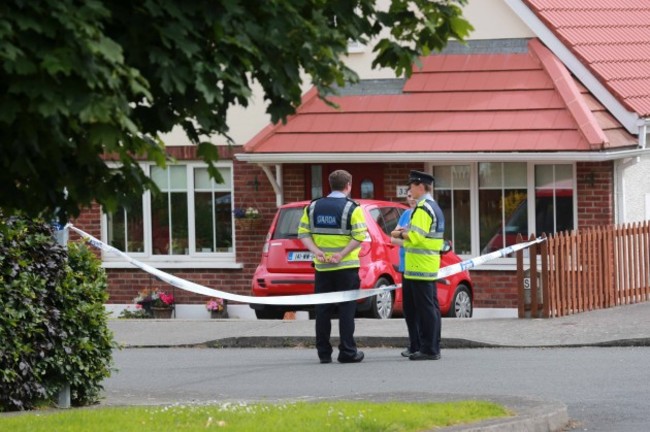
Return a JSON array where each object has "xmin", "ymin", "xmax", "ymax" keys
[{"xmin": 288, "ymin": 251, "xmax": 314, "ymax": 262}]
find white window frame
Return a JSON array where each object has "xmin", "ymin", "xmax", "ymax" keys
[
  {"xmin": 101, "ymin": 161, "xmax": 242, "ymax": 269},
  {"xmin": 427, "ymin": 161, "xmax": 577, "ymax": 270}
]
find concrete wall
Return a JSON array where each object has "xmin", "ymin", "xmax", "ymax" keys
[{"xmin": 617, "ymin": 151, "xmax": 650, "ymax": 223}]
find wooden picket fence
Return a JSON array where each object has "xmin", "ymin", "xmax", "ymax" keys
[{"xmin": 516, "ymin": 221, "xmax": 650, "ymax": 318}]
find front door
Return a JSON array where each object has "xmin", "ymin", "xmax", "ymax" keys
[{"xmin": 306, "ymin": 164, "xmax": 385, "ymax": 200}]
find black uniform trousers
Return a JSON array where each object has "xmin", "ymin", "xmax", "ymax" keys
[
  {"xmin": 402, "ymin": 278, "xmax": 441, "ymax": 355},
  {"xmin": 314, "ymin": 267, "xmax": 360, "ymax": 361}
]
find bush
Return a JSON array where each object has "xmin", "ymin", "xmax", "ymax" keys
[{"xmin": 0, "ymin": 215, "xmax": 116, "ymax": 411}]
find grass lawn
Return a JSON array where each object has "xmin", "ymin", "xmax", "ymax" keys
[{"xmin": 0, "ymin": 400, "xmax": 509, "ymax": 431}]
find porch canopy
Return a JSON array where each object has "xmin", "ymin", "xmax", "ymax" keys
[{"xmin": 238, "ymin": 38, "xmax": 637, "ymax": 166}]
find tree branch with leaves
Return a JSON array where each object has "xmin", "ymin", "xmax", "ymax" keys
[{"xmin": 0, "ymin": 0, "xmax": 472, "ymax": 220}]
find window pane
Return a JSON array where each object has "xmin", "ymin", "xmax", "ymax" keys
[
  {"xmin": 169, "ymin": 166, "xmax": 187, "ymax": 190},
  {"xmin": 504, "ymin": 163, "xmax": 527, "ymax": 188},
  {"xmin": 151, "ymin": 166, "xmax": 188, "ymax": 255},
  {"xmin": 126, "ymin": 204, "xmax": 144, "ymax": 252},
  {"xmin": 452, "ymin": 165, "xmax": 470, "ymax": 188},
  {"xmin": 170, "ymin": 192, "xmax": 188, "ymax": 254},
  {"xmin": 151, "ymin": 193, "xmax": 171, "ymax": 254},
  {"xmin": 503, "ymin": 190, "xmax": 528, "ymax": 235},
  {"xmin": 479, "ymin": 162, "xmax": 527, "ymax": 253},
  {"xmin": 194, "ymin": 192, "xmax": 233, "ymax": 253},
  {"xmin": 436, "ymin": 189, "xmax": 471, "ymax": 255},
  {"xmin": 555, "ymin": 164, "xmax": 573, "ymax": 188},
  {"xmin": 107, "ymin": 196, "xmax": 144, "ymax": 253},
  {"xmin": 479, "ymin": 189, "xmax": 504, "ymax": 252},
  {"xmin": 434, "ymin": 166, "xmax": 452, "ymax": 188},
  {"xmin": 535, "ymin": 165, "xmax": 554, "ymax": 189},
  {"xmin": 193, "ymin": 166, "xmax": 234, "ymax": 253},
  {"xmin": 151, "ymin": 166, "xmax": 167, "ymax": 189},
  {"xmin": 194, "ymin": 192, "xmax": 214, "ymax": 251},
  {"xmin": 107, "ymin": 210, "xmax": 126, "ymax": 251},
  {"xmin": 535, "ymin": 164, "xmax": 574, "ymax": 235},
  {"xmin": 433, "ymin": 165, "xmax": 471, "ymax": 254},
  {"xmin": 478, "ymin": 163, "xmax": 502, "ymax": 188},
  {"xmin": 215, "ymin": 167, "xmax": 232, "ymax": 190},
  {"xmin": 360, "ymin": 179, "xmax": 374, "ymax": 198},
  {"xmin": 311, "ymin": 165, "xmax": 323, "ymax": 199},
  {"xmin": 214, "ymin": 192, "xmax": 233, "ymax": 252},
  {"xmin": 195, "ymin": 169, "xmax": 212, "ymax": 190}
]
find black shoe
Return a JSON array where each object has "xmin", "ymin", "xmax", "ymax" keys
[
  {"xmin": 338, "ymin": 351, "xmax": 364, "ymax": 363},
  {"xmin": 320, "ymin": 357, "xmax": 332, "ymax": 364},
  {"xmin": 401, "ymin": 349, "xmax": 413, "ymax": 358},
  {"xmin": 409, "ymin": 351, "xmax": 441, "ymax": 361}
]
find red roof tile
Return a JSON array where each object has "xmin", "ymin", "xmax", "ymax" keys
[
  {"xmin": 244, "ymin": 39, "xmax": 636, "ymax": 155},
  {"xmin": 522, "ymin": 0, "xmax": 650, "ymax": 116}
]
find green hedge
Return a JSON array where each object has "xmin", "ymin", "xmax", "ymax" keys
[{"xmin": 0, "ymin": 215, "xmax": 116, "ymax": 411}]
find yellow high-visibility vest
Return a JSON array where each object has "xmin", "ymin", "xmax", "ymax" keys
[
  {"xmin": 404, "ymin": 198, "xmax": 445, "ymax": 280},
  {"xmin": 298, "ymin": 197, "xmax": 367, "ymax": 272}
]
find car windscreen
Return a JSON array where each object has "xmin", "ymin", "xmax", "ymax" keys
[{"xmin": 272, "ymin": 207, "xmax": 306, "ymax": 240}]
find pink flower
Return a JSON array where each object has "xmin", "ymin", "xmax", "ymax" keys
[
  {"xmin": 206, "ymin": 298, "xmax": 224, "ymax": 312},
  {"xmin": 159, "ymin": 292, "xmax": 175, "ymax": 306}
]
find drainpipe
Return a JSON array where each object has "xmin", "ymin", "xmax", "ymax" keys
[
  {"xmin": 259, "ymin": 164, "xmax": 283, "ymax": 207},
  {"xmin": 638, "ymin": 121, "xmax": 648, "ymax": 149}
]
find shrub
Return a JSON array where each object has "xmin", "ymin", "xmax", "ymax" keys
[{"xmin": 0, "ymin": 215, "xmax": 116, "ymax": 411}]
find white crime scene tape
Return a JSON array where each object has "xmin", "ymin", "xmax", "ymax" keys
[{"xmin": 67, "ymin": 224, "xmax": 544, "ymax": 305}]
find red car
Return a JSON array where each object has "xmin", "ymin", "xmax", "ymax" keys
[{"xmin": 250, "ymin": 199, "xmax": 473, "ymax": 319}]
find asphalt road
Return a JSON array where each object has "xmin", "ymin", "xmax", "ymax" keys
[{"xmin": 103, "ymin": 346, "xmax": 650, "ymax": 432}]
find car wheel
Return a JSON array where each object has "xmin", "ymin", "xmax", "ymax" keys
[
  {"xmin": 447, "ymin": 284, "xmax": 472, "ymax": 318},
  {"xmin": 369, "ymin": 277, "xmax": 393, "ymax": 319},
  {"xmin": 255, "ymin": 309, "xmax": 285, "ymax": 320}
]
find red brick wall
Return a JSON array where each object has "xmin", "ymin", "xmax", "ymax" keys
[
  {"xmin": 78, "ymin": 152, "xmax": 615, "ymax": 309},
  {"xmin": 283, "ymin": 164, "xmax": 307, "ymax": 202},
  {"xmin": 576, "ymin": 161, "xmax": 615, "ymax": 228},
  {"xmin": 385, "ymin": 163, "xmax": 424, "ymax": 202},
  {"xmin": 470, "ymin": 271, "xmax": 519, "ymax": 308}
]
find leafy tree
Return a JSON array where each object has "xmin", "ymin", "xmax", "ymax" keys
[{"xmin": 0, "ymin": 0, "xmax": 472, "ymax": 220}]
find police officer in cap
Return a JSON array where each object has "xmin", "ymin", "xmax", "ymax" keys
[
  {"xmin": 391, "ymin": 170, "xmax": 445, "ymax": 360},
  {"xmin": 298, "ymin": 169, "xmax": 368, "ymax": 364}
]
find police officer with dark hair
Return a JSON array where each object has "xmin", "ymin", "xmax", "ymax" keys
[
  {"xmin": 298, "ymin": 169, "xmax": 368, "ymax": 364},
  {"xmin": 391, "ymin": 170, "xmax": 445, "ymax": 360}
]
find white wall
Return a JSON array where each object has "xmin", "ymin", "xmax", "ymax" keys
[
  {"xmin": 619, "ymin": 152, "xmax": 650, "ymax": 223},
  {"xmin": 464, "ymin": 0, "xmax": 533, "ymax": 40}
]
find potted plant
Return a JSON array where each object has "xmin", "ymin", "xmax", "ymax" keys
[
  {"xmin": 131, "ymin": 287, "xmax": 175, "ymax": 318},
  {"xmin": 206, "ymin": 297, "xmax": 228, "ymax": 319},
  {"xmin": 233, "ymin": 206, "xmax": 262, "ymax": 230},
  {"xmin": 151, "ymin": 289, "xmax": 175, "ymax": 319},
  {"xmin": 133, "ymin": 288, "xmax": 155, "ymax": 316}
]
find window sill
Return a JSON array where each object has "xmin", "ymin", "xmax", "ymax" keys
[{"xmin": 102, "ymin": 259, "xmax": 243, "ymax": 270}]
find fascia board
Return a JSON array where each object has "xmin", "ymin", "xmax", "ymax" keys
[{"xmin": 235, "ymin": 148, "xmax": 650, "ymax": 164}]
